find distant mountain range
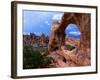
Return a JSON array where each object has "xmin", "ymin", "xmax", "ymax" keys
[
  {"xmin": 66, "ymin": 33, "xmax": 80, "ymax": 39},
  {"xmin": 23, "ymin": 32, "xmax": 80, "ymax": 40}
]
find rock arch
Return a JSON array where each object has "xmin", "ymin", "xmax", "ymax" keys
[{"xmin": 48, "ymin": 13, "xmax": 91, "ymax": 52}]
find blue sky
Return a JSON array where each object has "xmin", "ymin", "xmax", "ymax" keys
[
  {"xmin": 23, "ymin": 10, "xmax": 81, "ymax": 39},
  {"xmin": 65, "ymin": 24, "xmax": 81, "ymax": 39}
]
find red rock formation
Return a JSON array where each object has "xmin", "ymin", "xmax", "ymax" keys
[
  {"xmin": 65, "ymin": 38, "xmax": 80, "ymax": 47},
  {"xmin": 48, "ymin": 13, "xmax": 91, "ymax": 51},
  {"xmin": 48, "ymin": 13, "xmax": 91, "ymax": 67},
  {"xmin": 59, "ymin": 13, "xmax": 91, "ymax": 50},
  {"xmin": 48, "ymin": 20, "xmax": 61, "ymax": 51}
]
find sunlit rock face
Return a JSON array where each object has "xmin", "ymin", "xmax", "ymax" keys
[
  {"xmin": 48, "ymin": 20, "xmax": 61, "ymax": 52},
  {"xmin": 48, "ymin": 13, "xmax": 91, "ymax": 52}
]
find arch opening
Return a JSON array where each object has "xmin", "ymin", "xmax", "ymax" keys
[
  {"xmin": 65, "ymin": 24, "xmax": 81, "ymax": 40},
  {"xmin": 63, "ymin": 23, "xmax": 81, "ymax": 51}
]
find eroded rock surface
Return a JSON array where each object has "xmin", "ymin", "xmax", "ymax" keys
[
  {"xmin": 48, "ymin": 13, "xmax": 91, "ymax": 67},
  {"xmin": 48, "ymin": 13, "xmax": 91, "ymax": 52}
]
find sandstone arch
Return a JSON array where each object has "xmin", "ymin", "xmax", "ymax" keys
[{"xmin": 48, "ymin": 13, "xmax": 91, "ymax": 52}]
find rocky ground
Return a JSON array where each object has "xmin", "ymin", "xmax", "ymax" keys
[{"xmin": 48, "ymin": 38, "xmax": 91, "ymax": 68}]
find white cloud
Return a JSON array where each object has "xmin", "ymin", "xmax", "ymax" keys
[
  {"xmin": 23, "ymin": 32, "xmax": 43, "ymax": 36},
  {"xmin": 52, "ymin": 13, "xmax": 63, "ymax": 20},
  {"xmin": 45, "ymin": 21, "xmax": 50, "ymax": 25},
  {"xmin": 69, "ymin": 31, "xmax": 81, "ymax": 35},
  {"xmin": 34, "ymin": 32, "xmax": 42, "ymax": 36},
  {"xmin": 23, "ymin": 32, "xmax": 30, "ymax": 35},
  {"xmin": 47, "ymin": 23, "xmax": 50, "ymax": 26}
]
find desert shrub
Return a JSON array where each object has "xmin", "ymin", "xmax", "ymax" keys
[
  {"xmin": 23, "ymin": 44, "xmax": 52, "ymax": 69},
  {"xmin": 64, "ymin": 44, "xmax": 75, "ymax": 51}
]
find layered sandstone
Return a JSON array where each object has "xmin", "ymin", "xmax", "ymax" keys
[{"xmin": 48, "ymin": 13, "xmax": 91, "ymax": 67}]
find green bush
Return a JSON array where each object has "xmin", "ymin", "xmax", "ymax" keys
[{"xmin": 23, "ymin": 44, "xmax": 52, "ymax": 69}]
